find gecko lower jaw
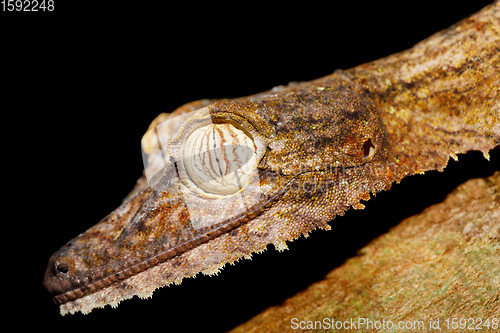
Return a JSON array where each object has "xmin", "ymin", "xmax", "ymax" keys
[
  {"xmin": 46, "ymin": 162, "xmax": 372, "ymax": 305},
  {"xmin": 45, "ymin": 180, "xmax": 293, "ymax": 305}
]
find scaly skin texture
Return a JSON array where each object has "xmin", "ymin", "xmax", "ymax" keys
[{"xmin": 44, "ymin": 1, "xmax": 499, "ymax": 315}]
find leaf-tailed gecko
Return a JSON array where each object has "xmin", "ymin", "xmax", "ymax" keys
[{"xmin": 44, "ymin": 1, "xmax": 499, "ymax": 315}]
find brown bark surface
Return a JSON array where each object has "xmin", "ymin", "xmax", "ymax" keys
[{"xmin": 231, "ymin": 172, "xmax": 500, "ymax": 332}]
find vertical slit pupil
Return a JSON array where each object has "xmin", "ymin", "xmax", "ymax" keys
[{"xmin": 213, "ymin": 127, "xmax": 223, "ymax": 177}]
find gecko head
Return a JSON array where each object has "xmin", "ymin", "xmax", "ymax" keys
[
  {"xmin": 43, "ymin": 102, "xmax": 288, "ymax": 309},
  {"xmin": 44, "ymin": 73, "xmax": 390, "ymax": 313}
]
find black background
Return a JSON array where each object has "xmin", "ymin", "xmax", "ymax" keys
[{"xmin": 4, "ymin": 1, "xmax": 498, "ymax": 331}]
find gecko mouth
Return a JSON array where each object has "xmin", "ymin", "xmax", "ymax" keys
[
  {"xmin": 46, "ymin": 180, "xmax": 293, "ymax": 306},
  {"xmin": 46, "ymin": 156, "xmax": 375, "ymax": 306}
]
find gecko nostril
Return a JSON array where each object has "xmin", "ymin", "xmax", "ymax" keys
[
  {"xmin": 362, "ymin": 139, "xmax": 375, "ymax": 159},
  {"xmin": 56, "ymin": 263, "xmax": 69, "ymax": 274}
]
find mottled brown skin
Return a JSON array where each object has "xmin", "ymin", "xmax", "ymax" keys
[{"xmin": 44, "ymin": 1, "xmax": 499, "ymax": 315}]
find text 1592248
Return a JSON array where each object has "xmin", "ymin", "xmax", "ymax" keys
[{"xmin": 1, "ymin": 0, "xmax": 54, "ymax": 11}]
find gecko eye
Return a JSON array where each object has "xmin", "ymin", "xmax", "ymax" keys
[
  {"xmin": 183, "ymin": 122, "xmax": 257, "ymax": 195},
  {"xmin": 56, "ymin": 263, "xmax": 69, "ymax": 274},
  {"xmin": 362, "ymin": 139, "xmax": 375, "ymax": 159}
]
